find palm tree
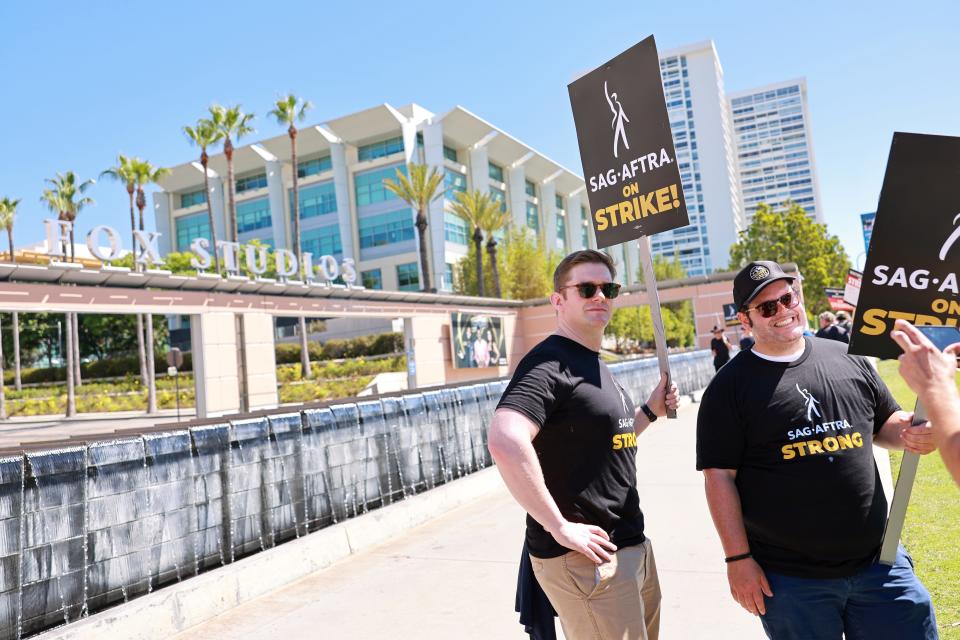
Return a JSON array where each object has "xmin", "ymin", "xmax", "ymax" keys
[
  {"xmin": 449, "ymin": 189, "xmax": 499, "ymax": 297},
  {"xmin": 0, "ymin": 198, "xmax": 23, "ymax": 390},
  {"xmin": 269, "ymin": 94, "xmax": 314, "ymax": 379},
  {"xmin": 383, "ymin": 163, "xmax": 445, "ymax": 292},
  {"xmin": 40, "ymin": 172, "xmax": 94, "ymax": 261},
  {"xmin": 101, "ymin": 156, "xmax": 150, "ymax": 389},
  {"xmin": 480, "ymin": 207, "xmax": 511, "ymax": 299},
  {"xmin": 209, "ymin": 104, "xmax": 254, "ymax": 245},
  {"xmin": 183, "ymin": 120, "xmax": 224, "ymax": 273},
  {"xmin": 132, "ymin": 159, "xmax": 171, "ymax": 415}
]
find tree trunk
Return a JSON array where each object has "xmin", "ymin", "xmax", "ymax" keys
[
  {"xmin": 136, "ymin": 313, "xmax": 148, "ymax": 387},
  {"xmin": 415, "ymin": 210, "xmax": 432, "ymax": 292},
  {"xmin": 145, "ymin": 314, "xmax": 157, "ymax": 414},
  {"xmin": 225, "ymin": 141, "xmax": 238, "ymax": 244},
  {"xmin": 473, "ymin": 228, "xmax": 485, "ymax": 297},
  {"xmin": 65, "ymin": 313, "xmax": 76, "ymax": 417},
  {"xmin": 0, "ymin": 316, "xmax": 6, "ymax": 420},
  {"xmin": 72, "ymin": 312, "xmax": 82, "ymax": 387},
  {"xmin": 201, "ymin": 156, "xmax": 222, "ymax": 274},
  {"xmin": 299, "ymin": 316, "xmax": 312, "ymax": 380},
  {"xmin": 487, "ymin": 239, "xmax": 502, "ymax": 298},
  {"xmin": 12, "ymin": 312, "xmax": 21, "ymax": 391},
  {"xmin": 128, "ymin": 189, "xmax": 137, "ymax": 268}
]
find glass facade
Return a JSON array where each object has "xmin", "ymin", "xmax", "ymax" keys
[
  {"xmin": 358, "ymin": 209, "xmax": 415, "ymax": 248},
  {"xmin": 396, "ymin": 262, "xmax": 419, "ymax": 291},
  {"xmin": 361, "ymin": 268, "xmax": 382, "ymax": 290},
  {"xmin": 488, "ymin": 162, "xmax": 504, "ymax": 182},
  {"xmin": 444, "ymin": 213, "xmax": 469, "ymax": 245},
  {"xmin": 290, "ymin": 181, "xmax": 337, "ymax": 219},
  {"xmin": 525, "ymin": 180, "xmax": 536, "ymax": 197},
  {"xmin": 556, "ymin": 214, "xmax": 566, "ymax": 251},
  {"xmin": 355, "ymin": 164, "xmax": 405, "ymax": 206},
  {"xmin": 555, "ymin": 194, "xmax": 564, "ymax": 210},
  {"xmin": 179, "ymin": 189, "xmax": 206, "ymax": 209},
  {"xmin": 443, "ymin": 145, "xmax": 458, "ymax": 162},
  {"xmin": 444, "ymin": 168, "xmax": 467, "ymax": 199},
  {"xmin": 236, "ymin": 172, "xmax": 268, "ymax": 193},
  {"xmin": 490, "ymin": 187, "xmax": 506, "ymax": 212},
  {"xmin": 731, "ymin": 83, "xmax": 818, "ymax": 221},
  {"xmin": 358, "ymin": 136, "xmax": 404, "ymax": 161},
  {"xmin": 581, "ymin": 220, "xmax": 589, "ymax": 248},
  {"xmin": 445, "ymin": 263, "xmax": 455, "ymax": 290},
  {"xmin": 300, "ymin": 225, "xmax": 342, "ymax": 257},
  {"xmin": 298, "ymin": 156, "xmax": 332, "ymax": 178},
  {"xmin": 236, "ymin": 198, "xmax": 272, "ymax": 233},
  {"xmin": 175, "ymin": 212, "xmax": 211, "ymax": 252}
]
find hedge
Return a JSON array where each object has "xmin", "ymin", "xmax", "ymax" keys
[{"xmin": 274, "ymin": 332, "xmax": 403, "ymax": 364}]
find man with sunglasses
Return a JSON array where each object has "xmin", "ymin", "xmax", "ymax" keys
[
  {"xmin": 489, "ymin": 249, "xmax": 678, "ymax": 640},
  {"xmin": 696, "ymin": 260, "xmax": 938, "ymax": 639}
]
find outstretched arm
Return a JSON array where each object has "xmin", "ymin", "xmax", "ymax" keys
[
  {"xmin": 488, "ymin": 408, "xmax": 617, "ymax": 563},
  {"xmin": 633, "ymin": 372, "xmax": 679, "ymax": 436}
]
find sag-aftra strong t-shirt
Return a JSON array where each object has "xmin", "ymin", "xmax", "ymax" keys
[
  {"xmin": 497, "ymin": 335, "xmax": 645, "ymax": 559},
  {"xmin": 696, "ymin": 337, "xmax": 900, "ymax": 578}
]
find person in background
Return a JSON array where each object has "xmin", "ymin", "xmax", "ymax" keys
[
  {"xmin": 891, "ymin": 318, "xmax": 960, "ymax": 486},
  {"xmin": 711, "ymin": 326, "xmax": 732, "ymax": 371},
  {"xmin": 835, "ymin": 310, "xmax": 852, "ymax": 335},
  {"xmin": 739, "ymin": 325, "xmax": 755, "ymax": 351},
  {"xmin": 815, "ymin": 311, "xmax": 849, "ymax": 343}
]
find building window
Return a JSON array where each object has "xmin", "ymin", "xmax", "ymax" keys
[
  {"xmin": 290, "ymin": 181, "xmax": 337, "ymax": 219},
  {"xmin": 236, "ymin": 172, "xmax": 268, "ymax": 193},
  {"xmin": 445, "ymin": 263, "xmax": 455, "ymax": 289},
  {"xmin": 443, "ymin": 145, "xmax": 458, "ymax": 163},
  {"xmin": 355, "ymin": 164, "xmax": 405, "ymax": 206},
  {"xmin": 556, "ymin": 214, "xmax": 566, "ymax": 251},
  {"xmin": 361, "ymin": 268, "xmax": 383, "ymax": 290},
  {"xmin": 236, "ymin": 198, "xmax": 272, "ymax": 233},
  {"xmin": 396, "ymin": 262, "xmax": 419, "ymax": 291},
  {"xmin": 525, "ymin": 180, "xmax": 536, "ymax": 197},
  {"xmin": 179, "ymin": 189, "xmax": 206, "ymax": 209},
  {"xmin": 555, "ymin": 194, "xmax": 564, "ymax": 211},
  {"xmin": 444, "ymin": 213, "xmax": 469, "ymax": 245},
  {"xmin": 526, "ymin": 202, "xmax": 539, "ymax": 233},
  {"xmin": 490, "ymin": 187, "xmax": 506, "ymax": 212},
  {"xmin": 444, "ymin": 168, "xmax": 467, "ymax": 199},
  {"xmin": 300, "ymin": 225, "xmax": 342, "ymax": 257},
  {"xmin": 488, "ymin": 162, "xmax": 504, "ymax": 183},
  {"xmin": 581, "ymin": 221, "xmax": 589, "ymax": 248},
  {"xmin": 298, "ymin": 156, "xmax": 332, "ymax": 178},
  {"xmin": 175, "ymin": 212, "xmax": 211, "ymax": 252},
  {"xmin": 358, "ymin": 136, "xmax": 404, "ymax": 162},
  {"xmin": 359, "ymin": 209, "xmax": 415, "ymax": 248}
]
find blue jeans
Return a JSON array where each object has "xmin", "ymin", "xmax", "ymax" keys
[{"xmin": 760, "ymin": 546, "xmax": 938, "ymax": 640}]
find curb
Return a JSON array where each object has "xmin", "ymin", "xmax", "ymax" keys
[{"xmin": 34, "ymin": 467, "xmax": 504, "ymax": 640}]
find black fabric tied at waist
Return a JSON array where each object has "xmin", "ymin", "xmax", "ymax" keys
[{"xmin": 515, "ymin": 542, "xmax": 557, "ymax": 640}]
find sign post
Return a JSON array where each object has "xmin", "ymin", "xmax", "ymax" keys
[
  {"xmin": 166, "ymin": 348, "xmax": 184, "ymax": 422},
  {"xmin": 568, "ymin": 35, "xmax": 689, "ymax": 418},
  {"xmin": 848, "ymin": 132, "xmax": 960, "ymax": 564}
]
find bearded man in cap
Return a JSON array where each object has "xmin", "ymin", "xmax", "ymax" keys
[{"xmin": 696, "ymin": 261, "xmax": 939, "ymax": 640}]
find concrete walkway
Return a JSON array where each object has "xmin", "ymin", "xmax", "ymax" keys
[{"xmin": 171, "ymin": 403, "xmax": 765, "ymax": 640}]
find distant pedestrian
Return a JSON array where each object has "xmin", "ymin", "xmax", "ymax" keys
[
  {"xmin": 711, "ymin": 326, "xmax": 731, "ymax": 371},
  {"xmin": 815, "ymin": 311, "xmax": 849, "ymax": 343}
]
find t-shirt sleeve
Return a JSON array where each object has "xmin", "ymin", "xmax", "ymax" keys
[
  {"xmin": 696, "ymin": 373, "xmax": 746, "ymax": 470},
  {"xmin": 856, "ymin": 356, "xmax": 901, "ymax": 434},
  {"xmin": 496, "ymin": 353, "xmax": 568, "ymax": 428}
]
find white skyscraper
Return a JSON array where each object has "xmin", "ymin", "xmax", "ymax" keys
[{"xmin": 729, "ymin": 79, "xmax": 823, "ymax": 224}]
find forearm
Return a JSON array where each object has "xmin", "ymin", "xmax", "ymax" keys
[
  {"xmin": 703, "ymin": 471, "xmax": 751, "ymax": 556},
  {"xmin": 874, "ymin": 419, "xmax": 906, "ymax": 451},
  {"xmin": 927, "ymin": 393, "xmax": 960, "ymax": 483},
  {"xmin": 633, "ymin": 409, "xmax": 653, "ymax": 437},
  {"xmin": 489, "ymin": 434, "xmax": 565, "ymax": 533}
]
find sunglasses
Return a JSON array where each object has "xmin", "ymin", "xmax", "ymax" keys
[
  {"xmin": 557, "ymin": 281, "xmax": 622, "ymax": 299},
  {"xmin": 743, "ymin": 289, "xmax": 801, "ymax": 318}
]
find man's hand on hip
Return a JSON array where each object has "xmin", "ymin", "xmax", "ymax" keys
[
  {"xmin": 549, "ymin": 521, "xmax": 618, "ymax": 564},
  {"xmin": 727, "ymin": 558, "xmax": 773, "ymax": 616}
]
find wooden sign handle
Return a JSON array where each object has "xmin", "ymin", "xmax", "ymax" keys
[{"xmin": 637, "ymin": 237, "xmax": 676, "ymax": 419}]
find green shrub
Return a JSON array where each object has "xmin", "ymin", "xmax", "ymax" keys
[{"xmin": 274, "ymin": 332, "xmax": 403, "ymax": 364}]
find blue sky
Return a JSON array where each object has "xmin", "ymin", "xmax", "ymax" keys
[{"xmin": 1, "ymin": 0, "xmax": 957, "ymax": 266}]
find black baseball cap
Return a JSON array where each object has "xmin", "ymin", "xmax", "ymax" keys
[{"xmin": 733, "ymin": 261, "xmax": 795, "ymax": 311}]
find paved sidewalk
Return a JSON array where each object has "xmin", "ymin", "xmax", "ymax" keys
[{"xmin": 172, "ymin": 403, "xmax": 765, "ymax": 640}]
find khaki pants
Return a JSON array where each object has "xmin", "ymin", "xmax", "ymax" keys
[{"xmin": 530, "ymin": 539, "xmax": 661, "ymax": 640}]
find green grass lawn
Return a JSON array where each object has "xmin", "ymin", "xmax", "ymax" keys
[{"xmin": 877, "ymin": 359, "xmax": 960, "ymax": 638}]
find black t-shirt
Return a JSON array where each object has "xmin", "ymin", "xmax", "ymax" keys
[
  {"xmin": 696, "ymin": 337, "xmax": 899, "ymax": 578},
  {"xmin": 739, "ymin": 336, "xmax": 755, "ymax": 351},
  {"xmin": 497, "ymin": 334, "xmax": 645, "ymax": 558},
  {"xmin": 815, "ymin": 324, "xmax": 849, "ymax": 343},
  {"xmin": 711, "ymin": 337, "xmax": 730, "ymax": 365}
]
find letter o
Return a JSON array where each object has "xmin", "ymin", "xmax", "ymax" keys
[
  {"xmin": 86, "ymin": 225, "xmax": 123, "ymax": 261},
  {"xmin": 932, "ymin": 298, "xmax": 949, "ymax": 313},
  {"xmin": 317, "ymin": 254, "xmax": 340, "ymax": 281},
  {"xmin": 822, "ymin": 437, "xmax": 839, "ymax": 452}
]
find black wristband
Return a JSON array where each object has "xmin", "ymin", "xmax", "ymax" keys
[
  {"xmin": 640, "ymin": 403, "xmax": 658, "ymax": 423},
  {"xmin": 724, "ymin": 552, "xmax": 752, "ymax": 563}
]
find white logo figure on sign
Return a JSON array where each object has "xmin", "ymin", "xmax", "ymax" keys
[
  {"xmin": 796, "ymin": 384, "xmax": 822, "ymax": 422},
  {"xmin": 938, "ymin": 213, "xmax": 960, "ymax": 261},
  {"xmin": 605, "ymin": 80, "xmax": 630, "ymax": 159}
]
